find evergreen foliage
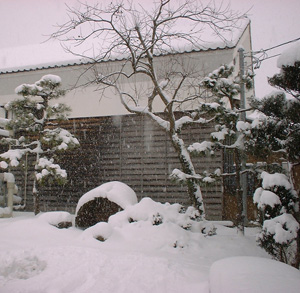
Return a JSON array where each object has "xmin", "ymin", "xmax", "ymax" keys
[
  {"xmin": 0, "ymin": 75, "xmax": 79, "ymax": 214},
  {"xmin": 268, "ymin": 61, "xmax": 300, "ymax": 100},
  {"xmin": 249, "ymin": 92, "xmax": 300, "ymax": 164},
  {"xmin": 199, "ymin": 64, "xmax": 254, "ymax": 232},
  {"xmin": 254, "ymin": 173, "xmax": 299, "ymax": 266},
  {"xmin": 251, "ymin": 55, "xmax": 300, "ymax": 268}
]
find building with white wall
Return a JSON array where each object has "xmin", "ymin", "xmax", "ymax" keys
[{"xmin": 0, "ymin": 22, "xmax": 253, "ymax": 119}]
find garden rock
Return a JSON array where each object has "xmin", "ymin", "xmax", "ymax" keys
[
  {"xmin": 75, "ymin": 181, "xmax": 137, "ymax": 229},
  {"xmin": 37, "ymin": 211, "xmax": 73, "ymax": 229}
]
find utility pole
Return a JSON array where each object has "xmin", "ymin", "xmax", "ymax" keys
[{"xmin": 238, "ymin": 47, "xmax": 248, "ymax": 227}]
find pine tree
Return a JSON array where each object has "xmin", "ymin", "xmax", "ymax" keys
[
  {"xmin": 198, "ymin": 64, "xmax": 254, "ymax": 232},
  {"xmin": 250, "ymin": 49, "xmax": 300, "ymax": 268},
  {"xmin": 0, "ymin": 75, "xmax": 79, "ymax": 215}
]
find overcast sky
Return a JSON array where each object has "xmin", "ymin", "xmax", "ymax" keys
[{"xmin": 0, "ymin": 0, "xmax": 299, "ymax": 97}]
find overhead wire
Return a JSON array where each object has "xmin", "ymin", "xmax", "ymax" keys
[{"xmin": 246, "ymin": 37, "xmax": 300, "ymax": 69}]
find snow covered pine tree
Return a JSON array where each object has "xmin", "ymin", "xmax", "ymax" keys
[
  {"xmin": 0, "ymin": 75, "xmax": 79, "ymax": 215},
  {"xmin": 250, "ymin": 41, "xmax": 300, "ymax": 268},
  {"xmin": 198, "ymin": 64, "xmax": 254, "ymax": 233}
]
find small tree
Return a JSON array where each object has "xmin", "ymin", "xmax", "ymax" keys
[
  {"xmin": 52, "ymin": 0, "xmax": 247, "ymax": 217},
  {"xmin": 0, "ymin": 75, "xmax": 79, "ymax": 215},
  {"xmin": 197, "ymin": 64, "xmax": 254, "ymax": 232}
]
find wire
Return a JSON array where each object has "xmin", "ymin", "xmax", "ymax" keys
[
  {"xmin": 252, "ymin": 37, "xmax": 300, "ymax": 55},
  {"xmin": 247, "ymin": 37, "xmax": 300, "ymax": 69}
]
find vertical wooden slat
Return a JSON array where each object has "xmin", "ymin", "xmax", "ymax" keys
[{"xmin": 15, "ymin": 114, "xmax": 224, "ymax": 220}]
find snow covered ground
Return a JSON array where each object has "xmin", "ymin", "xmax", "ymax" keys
[{"xmin": 1, "ymin": 209, "xmax": 299, "ymax": 293}]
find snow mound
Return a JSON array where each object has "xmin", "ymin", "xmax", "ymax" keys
[
  {"xmin": 209, "ymin": 256, "xmax": 300, "ymax": 293},
  {"xmin": 76, "ymin": 181, "xmax": 137, "ymax": 215},
  {"xmin": 82, "ymin": 222, "xmax": 113, "ymax": 241},
  {"xmin": 37, "ymin": 211, "xmax": 73, "ymax": 227},
  {"xmin": 108, "ymin": 197, "xmax": 200, "ymax": 230},
  {"xmin": 0, "ymin": 251, "xmax": 46, "ymax": 280}
]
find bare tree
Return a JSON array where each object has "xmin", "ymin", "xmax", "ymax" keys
[{"xmin": 52, "ymin": 0, "xmax": 247, "ymax": 218}]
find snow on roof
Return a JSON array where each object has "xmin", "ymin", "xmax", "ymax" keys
[
  {"xmin": 277, "ymin": 40, "xmax": 300, "ymax": 68},
  {"xmin": 0, "ymin": 42, "xmax": 88, "ymax": 74},
  {"xmin": 0, "ymin": 20, "xmax": 250, "ymax": 74}
]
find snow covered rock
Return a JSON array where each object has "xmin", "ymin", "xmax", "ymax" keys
[
  {"xmin": 82, "ymin": 222, "xmax": 113, "ymax": 242},
  {"xmin": 37, "ymin": 211, "xmax": 73, "ymax": 229},
  {"xmin": 75, "ymin": 181, "xmax": 137, "ymax": 229}
]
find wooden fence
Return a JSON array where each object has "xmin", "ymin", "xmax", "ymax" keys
[{"xmin": 16, "ymin": 113, "xmax": 224, "ymax": 220}]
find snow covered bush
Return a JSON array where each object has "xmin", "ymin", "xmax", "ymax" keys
[
  {"xmin": 108, "ymin": 197, "xmax": 216, "ymax": 237},
  {"xmin": 0, "ymin": 75, "xmax": 79, "ymax": 214},
  {"xmin": 257, "ymin": 214, "xmax": 299, "ymax": 265},
  {"xmin": 254, "ymin": 172, "xmax": 299, "ymax": 266},
  {"xmin": 254, "ymin": 172, "xmax": 298, "ymax": 219}
]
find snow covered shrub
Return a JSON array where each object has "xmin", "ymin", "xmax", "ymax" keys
[
  {"xmin": 152, "ymin": 213, "xmax": 163, "ymax": 225},
  {"xmin": 257, "ymin": 214, "xmax": 299, "ymax": 265},
  {"xmin": 254, "ymin": 172, "xmax": 299, "ymax": 265},
  {"xmin": 254, "ymin": 172, "xmax": 298, "ymax": 219},
  {"xmin": 201, "ymin": 222, "xmax": 217, "ymax": 236},
  {"xmin": 108, "ymin": 197, "xmax": 216, "ymax": 236}
]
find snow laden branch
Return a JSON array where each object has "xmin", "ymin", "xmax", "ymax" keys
[{"xmin": 0, "ymin": 75, "xmax": 79, "ymax": 215}]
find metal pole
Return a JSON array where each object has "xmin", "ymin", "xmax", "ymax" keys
[
  {"xmin": 238, "ymin": 47, "xmax": 248, "ymax": 225},
  {"xmin": 239, "ymin": 48, "xmax": 246, "ymax": 121}
]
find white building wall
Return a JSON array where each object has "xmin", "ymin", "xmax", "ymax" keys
[{"xmin": 0, "ymin": 24, "xmax": 253, "ymax": 119}]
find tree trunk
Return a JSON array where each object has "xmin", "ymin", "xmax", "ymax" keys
[
  {"xmin": 289, "ymin": 163, "xmax": 300, "ymax": 269},
  {"xmin": 293, "ymin": 229, "xmax": 300, "ymax": 269},
  {"xmin": 170, "ymin": 133, "xmax": 205, "ymax": 218}
]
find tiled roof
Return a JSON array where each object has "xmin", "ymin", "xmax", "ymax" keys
[{"xmin": 0, "ymin": 21, "xmax": 249, "ymax": 74}]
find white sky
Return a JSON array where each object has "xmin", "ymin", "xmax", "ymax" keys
[{"xmin": 0, "ymin": 0, "xmax": 299, "ymax": 97}]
